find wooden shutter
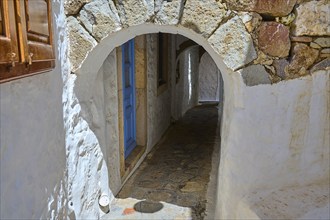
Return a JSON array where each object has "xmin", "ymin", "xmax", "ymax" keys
[
  {"xmin": 0, "ymin": 0, "xmax": 55, "ymax": 83},
  {"xmin": 0, "ymin": 0, "xmax": 19, "ymax": 65},
  {"xmin": 23, "ymin": 0, "xmax": 54, "ymax": 62}
]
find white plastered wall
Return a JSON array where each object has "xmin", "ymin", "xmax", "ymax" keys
[
  {"xmin": 146, "ymin": 34, "xmax": 172, "ymax": 151},
  {"xmin": 0, "ymin": 1, "xmax": 67, "ymax": 219},
  {"xmin": 173, "ymin": 45, "xmax": 200, "ymax": 118},
  {"xmin": 217, "ymin": 70, "xmax": 330, "ymax": 219},
  {"xmin": 199, "ymin": 52, "xmax": 222, "ymax": 102}
]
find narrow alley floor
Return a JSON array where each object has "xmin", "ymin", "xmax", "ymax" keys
[{"xmin": 111, "ymin": 104, "xmax": 220, "ymax": 219}]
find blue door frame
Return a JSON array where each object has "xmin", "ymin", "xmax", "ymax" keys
[{"xmin": 122, "ymin": 39, "xmax": 137, "ymax": 158}]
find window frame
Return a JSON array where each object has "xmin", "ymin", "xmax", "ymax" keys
[{"xmin": 0, "ymin": 0, "xmax": 55, "ymax": 83}]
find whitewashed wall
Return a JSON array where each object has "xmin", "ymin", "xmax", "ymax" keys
[
  {"xmin": 171, "ymin": 35, "xmax": 199, "ymax": 120},
  {"xmin": 173, "ymin": 43, "xmax": 200, "ymax": 119},
  {"xmin": 199, "ymin": 52, "xmax": 221, "ymax": 102},
  {"xmin": 146, "ymin": 34, "xmax": 172, "ymax": 151},
  {"xmin": 216, "ymin": 70, "xmax": 330, "ymax": 219},
  {"xmin": 0, "ymin": 1, "xmax": 67, "ymax": 219}
]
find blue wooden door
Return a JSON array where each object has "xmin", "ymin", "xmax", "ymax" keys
[{"xmin": 122, "ymin": 39, "xmax": 137, "ymax": 158}]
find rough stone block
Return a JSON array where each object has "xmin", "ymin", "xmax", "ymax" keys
[
  {"xmin": 79, "ymin": 0, "xmax": 121, "ymax": 42},
  {"xmin": 320, "ymin": 53, "xmax": 330, "ymax": 58},
  {"xmin": 285, "ymin": 43, "xmax": 319, "ymax": 76},
  {"xmin": 208, "ymin": 16, "xmax": 257, "ymax": 71},
  {"xmin": 224, "ymin": 0, "xmax": 297, "ymax": 17},
  {"xmin": 238, "ymin": 12, "xmax": 262, "ymax": 33},
  {"xmin": 116, "ymin": 0, "xmax": 154, "ymax": 27},
  {"xmin": 314, "ymin": 38, "xmax": 330, "ymax": 48},
  {"xmin": 310, "ymin": 42, "xmax": 321, "ymax": 49},
  {"xmin": 321, "ymin": 48, "xmax": 330, "ymax": 54},
  {"xmin": 257, "ymin": 22, "xmax": 290, "ymax": 58},
  {"xmin": 64, "ymin": 0, "xmax": 91, "ymax": 15},
  {"xmin": 67, "ymin": 16, "xmax": 98, "ymax": 72},
  {"xmin": 181, "ymin": 0, "xmax": 227, "ymax": 38},
  {"xmin": 310, "ymin": 58, "xmax": 330, "ymax": 73},
  {"xmin": 239, "ymin": 65, "xmax": 271, "ymax": 86},
  {"xmin": 273, "ymin": 58, "xmax": 289, "ymax": 79},
  {"xmin": 290, "ymin": 36, "xmax": 313, "ymax": 43},
  {"xmin": 292, "ymin": 0, "xmax": 330, "ymax": 36},
  {"xmin": 155, "ymin": 0, "xmax": 183, "ymax": 25}
]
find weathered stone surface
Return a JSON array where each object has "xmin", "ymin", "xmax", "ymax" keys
[
  {"xmin": 79, "ymin": 0, "xmax": 121, "ymax": 41},
  {"xmin": 291, "ymin": 36, "xmax": 313, "ymax": 43},
  {"xmin": 310, "ymin": 58, "xmax": 330, "ymax": 72},
  {"xmin": 154, "ymin": 0, "xmax": 162, "ymax": 13},
  {"xmin": 238, "ymin": 12, "xmax": 262, "ymax": 33},
  {"xmin": 273, "ymin": 59, "xmax": 289, "ymax": 79},
  {"xmin": 208, "ymin": 16, "xmax": 257, "ymax": 71},
  {"xmin": 180, "ymin": 181, "xmax": 203, "ymax": 192},
  {"xmin": 257, "ymin": 22, "xmax": 290, "ymax": 58},
  {"xmin": 224, "ymin": 0, "xmax": 297, "ymax": 17},
  {"xmin": 320, "ymin": 53, "xmax": 330, "ymax": 58},
  {"xmin": 148, "ymin": 191, "xmax": 174, "ymax": 203},
  {"xmin": 239, "ymin": 65, "xmax": 271, "ymax": 86},
  {"xmin": 181, "ymin": 0, "xmax": 227, "ymax": 38},
  {"xmin": 321, "ymin": 48, "xmax": 330, "ymax": 54},
  {"xmin": 275, "ymin": 13, "xmax": 296, "ymax": 26},
  {"xmin": 64, "ymin": 0, "xmax": 91, "ymax": 15},
  {"xmin": 155, "ymin": 0, "xmax": 183, "ymax": 25},
  {"xmin": 314, "ymin": 38, "xmax": 330, "ymax": 48},
  {"xmin": 67, "ymin": 16, "xmax": 97, "ymax": 72},
  {"xmin": 310, "ymin": 42, "xmax": 321, "ymax": 49},
  {"xmin": 292, "ymin": 0, "xmax": 330, "ymax": 36},
  {"xmin": 116, "ymin": 0, "xmax": 154, "ymax": 26},
  {"xmin": 253, "ymin": 51, "xmax": 273, "ymax": 66},
  {"xmin": 285, "ymin": 43, "xmax": 319, "ymax": 76}
]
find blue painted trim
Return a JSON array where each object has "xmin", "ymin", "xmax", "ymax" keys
[{"xmin": 122, "ymin": 39, "xmax": 137, "ymax": 158}]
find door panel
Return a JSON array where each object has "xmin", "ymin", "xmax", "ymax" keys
[
  {"xmin": 24, "ymin": 0, "xmax": 54, "ymax": 62},
  {"xmin": 122, "ymin": 39, "xmax": 136, "ymax": 158}
]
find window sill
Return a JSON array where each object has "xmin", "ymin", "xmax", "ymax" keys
[{"xmin": 0, "ymin": 60, "xmax": 55, "ymax": 83}]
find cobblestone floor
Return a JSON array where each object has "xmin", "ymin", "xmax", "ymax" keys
[{"xmin": 117, "ymin": 104, "xmax": 220, "ymax": 219}]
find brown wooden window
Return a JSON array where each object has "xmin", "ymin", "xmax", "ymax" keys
[{"xmin": 0, "ymin": 0, "xmax": 55, "ymax": 83}]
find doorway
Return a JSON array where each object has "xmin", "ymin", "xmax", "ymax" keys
[{"xmin": 118, "ymin": 36, "xmax": 148, "ymax": 180}]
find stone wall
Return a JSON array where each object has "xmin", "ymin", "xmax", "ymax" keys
[{"xmin": 66, "ymin": 0, "xmax": 329, "ymax": 85}]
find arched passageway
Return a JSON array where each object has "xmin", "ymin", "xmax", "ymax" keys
[
  {"xmin": 67, "ymin": 22, "xmax": 238, "ymax": 219},
  {"xmin": 76, "ymin": 32, "xmax": 224, "ymax": 219},
  {"xmin": 96, "ymin": 32, "xmax": 224, "ymax": 219}
]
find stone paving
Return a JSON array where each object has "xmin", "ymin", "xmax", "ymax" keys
[{"xmin": 116, "ymin": 104, "xmax": 220, "ymax": 219}]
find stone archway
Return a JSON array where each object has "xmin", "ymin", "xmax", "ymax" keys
[
  {"xmin": 67, "ymin": 22, "xmax": 244, "ymax": 218},
  {"xmin": 63, "ymin": 1, "xmax": 330, "ymax": 219}
]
